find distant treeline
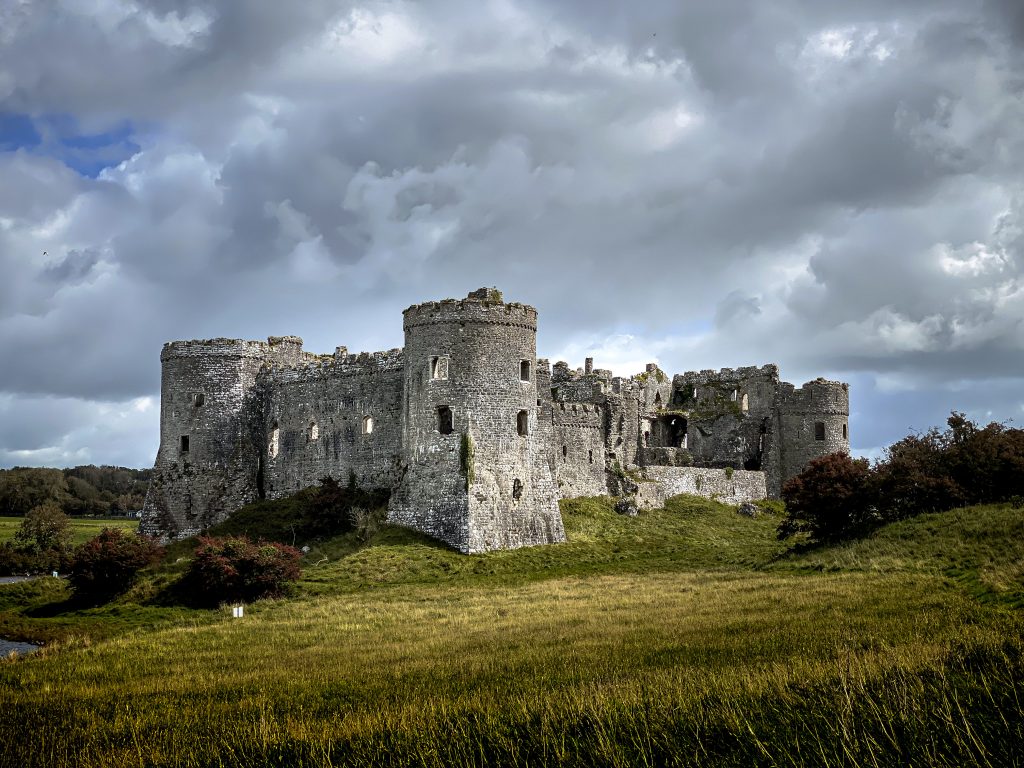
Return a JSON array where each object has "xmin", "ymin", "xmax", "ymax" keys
[{"xmin": 0, "ymin": 466, "xmax": 152, "ymax": 517}]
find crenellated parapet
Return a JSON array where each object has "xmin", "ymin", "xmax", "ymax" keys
[{"xmin": 403, "ymin": 294, "xmax": 537, "ymax": 333}]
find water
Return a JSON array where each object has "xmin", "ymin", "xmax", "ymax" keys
[
  {"xmin": 0, "ymin": 576, "xmax": 41, "ymax": 654},
  {"xmin": 0, "ymin": 639, "xmax": 39, "ymax": 656}
]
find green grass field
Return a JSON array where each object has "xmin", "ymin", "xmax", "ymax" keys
[
  {"xmin": 0, "ymin": 496, "xmax": 1021, "ymax": 767},
  {"xmin": 0, "ymin": 516, "xmax": 138, "ymax": 547}
]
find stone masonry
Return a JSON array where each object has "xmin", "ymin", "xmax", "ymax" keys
[{"xmin": 141, "ymin": 288, "xmax": 849, "ymax": 552}]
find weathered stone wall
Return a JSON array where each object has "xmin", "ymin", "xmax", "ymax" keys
[
  {"xmin": 389, "ymin": 291, "xmax": 565, "ymax": 553},
  {"xmin": 141, "ymin": 339, "xmax": 273, "ymax": 539},
  {"xmin": 551, "ymin": 401, "xmax": 607, "ymax": 497},
  {"xmin": 260, "ymin": 349, "xmax": 404, "ymax": 498},
  {"xmin": 642, "ymin": 466, "xmax": 768, "ymax": 505}
]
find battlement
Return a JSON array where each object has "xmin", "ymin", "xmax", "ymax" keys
[
  {"xmin": 672, "ymin": 364, "xmax": 780, "ymax": 385},
  {"xmin": 403, "ymin": 288, "xmax": 537, "ymax": 330},
  {"xmin": 161, "ymin": 338, "xmax": 279, "ymax": 362},
  {"xmin": 262, "ymin": 348, "xmax": 404, "ymax": 383},
  {"xmin": 778, "ymin": 378, "xmax": 849, "ymax": 412}
]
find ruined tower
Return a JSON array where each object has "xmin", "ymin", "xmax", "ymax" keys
[
  {"xmin": 140, "ymin": 339, "xmax": 268, "ymax": 537},
  {"xmin": 387, "ymin": 288, "xmax": 565, "ymax": 552}
]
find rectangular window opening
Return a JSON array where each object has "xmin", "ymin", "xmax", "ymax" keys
[
  {"xmin": 193, "ymin": 393, "xmax": 205, "ymax": 407},
  {"xmin": 180, "ymin": 435, "xmax": 190, "ymax": 453},
  {"xmin": 814, "ymin": 422, "xmax": 826, "ymax": 441},
  {"xmin": 520, "ymin": 360, "xmax": 531, "ymax": 381}
]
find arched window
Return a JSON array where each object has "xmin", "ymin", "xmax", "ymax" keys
[
  {"xmin": 562, "ymin": 445, "xmax": 568, "ymax": 459},
  {"xmin": 362, "ymin": 415, "xmax": 374, "ymax": 435},
  {"xmin": 741, "ymin": 393, "xmax": 749, "ymax": 413},
  {"xmin": 308, "ymin": 422, "xmax": 319, "ymax": 441},
  {"xmin": 512, "ymin": 478, "xmax": 523, "ymax": 500},
  {"xmin": 269, "ymin": 422, "xmax": 280, "ymax": 458},
  {"xmin": 438, "ymin": 405, "xmax": 453, "ymax": 435},
  {"xmin": 516, "ymin": 410, "xmax": 529, "ymax": 436},
  {"xmin": 654, "ymin": 391, "xmax": 662, "ymax": 405}
]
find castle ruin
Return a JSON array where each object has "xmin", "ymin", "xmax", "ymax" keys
[{"xmin": 140, "ymin": 288, "xmax": 850, "ymax": 552}]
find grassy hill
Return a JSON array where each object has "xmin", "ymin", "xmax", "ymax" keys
[{"xmin": 0, "ymin": 496, "xmax": 1021, "ymax": 767}]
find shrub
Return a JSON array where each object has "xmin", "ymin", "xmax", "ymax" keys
[
  {"xmin": 181, "ymin": 536, "xmax": 301, "ymax": 606},
  {"xmin": 779, "ymin": 453, "xmax": 876, "ymax": 542},
  {"xmin": 69, "ymin": 529, "xmax": 163, "ymax": 600}
]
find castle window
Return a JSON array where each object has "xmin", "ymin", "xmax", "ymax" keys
[
  {"xmin": 429, "ymin": 356, "xmax": 448, "ymax": 380},
  {"xmin": 520, "ymin": 360, "xmax": 531, "ymax": 381},
  {"xmin": 180, "ymin": 435, "xmax": 189, "ymax": 454},
  {"xmin": 562, "ymin": 445, "xmax": 568, "ymax": 459},
  {"xmin": 843, "ymin": 423, "xmax": 848, "ymax": 440},
  {"xmin": 362, "ymin": 416, "xmax": 374, "ymax": 435},
  {"xmin": 654, "ymin": 391, "xmax": 662, "ymax": 405},
  {"xmin": 438, "ymin": 406, "xmax": 453, "ymax": 435},
  {"xmin": 516, "ymin": 410, "xmax": 529, "ymax": 437},
  {"xmin": 589, "ymin": 449, "xmax": 594, "ymax": 464},
  {"xmin": 814, "ymin": 422, "xmax": 826, "ymax": 441},
  {"xmin": 193, "ymin": 393, "xmax": 205, "ymax": 407},
  {"xmin": 512, "ymin": 478, "xmax": 523, "ymax": 500},
  {"xmin": 741, "ymin": 393, "xmax": 749, "ymax": 413},
  {"xmin": 693, "ymin": 386, "xmax": 698, "ymax": 398},
  {"xmin": 308, "ymin": 422, "xmax": 319, "ymax": 441},
  {"xmin": 269, "ymin": 422, "xmax": 280, "ymax": 458},
  {"xmin": 730, "ymin": 389, "xmax": 738, "ymax": 402}
]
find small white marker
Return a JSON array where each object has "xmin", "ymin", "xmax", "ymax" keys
[
  {"xmin": 232, "ymin": 605, "xmax": 244, "ymax": 618},
  {"xmin": 51, "ymin": 571, "xmax": 59, "ymax": 578}
]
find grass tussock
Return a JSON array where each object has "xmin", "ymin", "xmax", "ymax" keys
[{"xmin": 0, "ymin": 495, "xmax": 1021, "ymax": 766}]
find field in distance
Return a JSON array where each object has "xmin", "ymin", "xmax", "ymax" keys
[
  {"xmin": 0, "ymin": 516, "xmax": 138, "ymax": 548},
  {"xmin": 0, "ymin": 495, "xmax": 1021, "ymax": 767}
]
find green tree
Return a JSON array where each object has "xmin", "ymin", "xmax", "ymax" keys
[{"xmin": 13, "ymin": 502, "xmax": 71, "ymax": 554}]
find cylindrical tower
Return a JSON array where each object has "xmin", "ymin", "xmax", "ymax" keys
[
  {"xmin": 771, "ymin": 378, "xmax": 850, "ymax": 497},
  {"xmin": 388, "ymin": 288, "xmax": 565, "ymax": 553},
  {"xmin": 140, "ymin": 338, "xmax": 269, "ymax": 539}
]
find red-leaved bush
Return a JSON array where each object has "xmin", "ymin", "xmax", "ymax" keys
[
  {"xmin": 182, "ymin": 536, "xmax": 301, "ymax": 605},
  {"xmin": 69, "ymin": 528, "xmax": 163, "ymax": 600}
]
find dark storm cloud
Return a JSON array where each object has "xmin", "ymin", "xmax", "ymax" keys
[{"xmin": 0, "ymin": 0, "xmax": 1022, "ymax": 466}]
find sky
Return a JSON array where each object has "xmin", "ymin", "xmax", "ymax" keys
[{"xmin": 1, "ymin": 0, "xmax": 1023, "ymax": 469}]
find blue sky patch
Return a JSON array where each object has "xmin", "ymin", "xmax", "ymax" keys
[{"xmin": 0, "ymin": 112, "xmax": 140, "ymax": 178}]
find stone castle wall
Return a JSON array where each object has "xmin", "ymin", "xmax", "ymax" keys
[
  {"xmin": 260, "ymin": 349, "xmax": 405, "ymax": 499},
  {"xmin": 141, "ymin": 288, "xmax": 850, "ymax": 550}
]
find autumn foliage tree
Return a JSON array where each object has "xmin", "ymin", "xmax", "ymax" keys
[
  {"xmin": 69, "ymin": 528, "xmax": 163, "ymax": 601},
  {"xmin": 779, "ymin": 453, "xmax": 875, "ymax": 542},
  {"xmin": 180, "ymin": 536, "xmax": 301, "ymax": 606}
]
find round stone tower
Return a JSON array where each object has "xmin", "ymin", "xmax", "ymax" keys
[
  {"xmin": 140, "ymin": 339, "xmax": 270, "ymax": 539},
  {"xmin": 388, "ymin": 288, "xmax": 565, "ymax": 553},
  {"xmin": 771, "ymin": 378, "xmax": 850, "ymax": 496}
]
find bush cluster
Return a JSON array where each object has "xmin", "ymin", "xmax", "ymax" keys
[
  {"xmin": 780, "ymin": 412, "xmax": 1024, "ymax": 542},
  {"xmin": 68, "ymin": 528, "xmax": 163, "ymax": 600},
  {"xmin": 180, "ymin": 536, "xmax": 302, "ymax": 606}
]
